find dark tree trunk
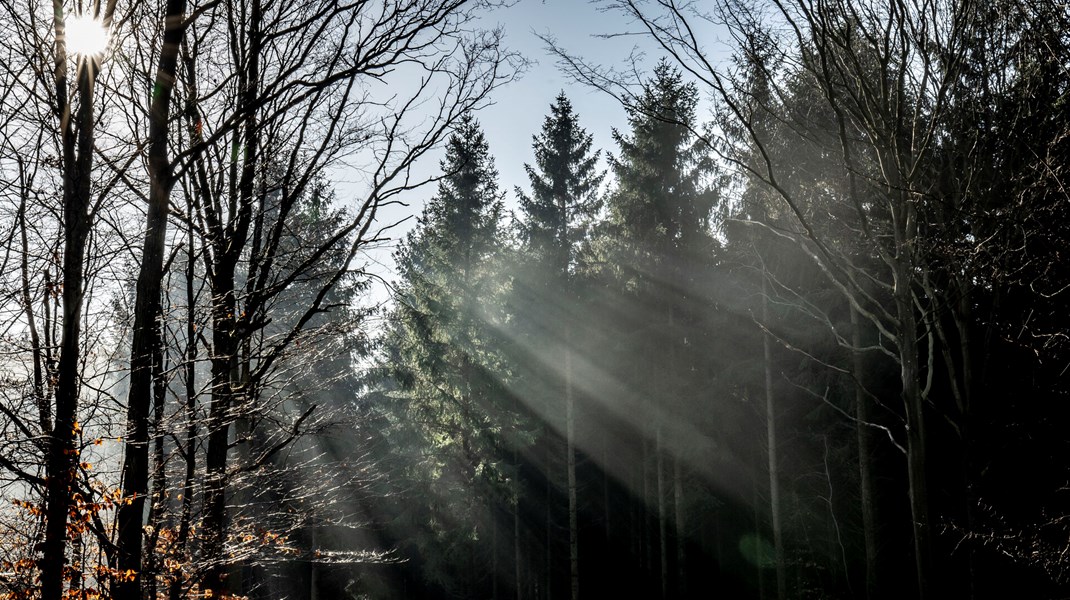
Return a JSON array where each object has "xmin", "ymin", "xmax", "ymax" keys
[
  {"xmin": 41, "ymin": 35, "xmax": 96, "ymax": 600},
  {"xmin": 762, "ymin": 281, "xmax": 786, "ymax": 600},
  {"xmin": 202, "ymin": 263, "xmax": 240, "ymax": 596},
  {"xmin": 885, "ymin": 185, "xmax": 933, "ymax": 598},
  {"xmin": 566, "ymin": 343, "xmax": 579, "ymax": 600},
  {"xmin": 170, "ymin": 205, "xmax": 199, "ymax": 600},
  {"xmin": 852, "ymin": 307, "xmax": 882, "ymax": 599},
  {"xmin": 114, "ymin": 1, "xmax": 185, "ymax": 596}
]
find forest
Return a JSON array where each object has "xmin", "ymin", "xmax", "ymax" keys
[{"xmin": 0, "ymin": 0, "xmax": 1067, "ymax": 599}]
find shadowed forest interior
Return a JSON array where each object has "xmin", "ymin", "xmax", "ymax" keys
[{"xmin": 0, "ymin": 0, "xmax": 1068, "ymax": 599}]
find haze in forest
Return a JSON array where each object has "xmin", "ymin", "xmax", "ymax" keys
[{"xmin": 0, "ymin": 1, "xmax": 1067, "ymax": 600}]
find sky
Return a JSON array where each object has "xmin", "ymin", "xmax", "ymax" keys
[
  {"xmin": 472, "ymin": 0, "xmax": 730, "ymax": 198},
  {"xmin": 478, "ymin": 0, "xmax": 650, "ymax": 198},
  {"xmin": 355, "ymin": 0, "xmax": 731, "ymax": 309}
]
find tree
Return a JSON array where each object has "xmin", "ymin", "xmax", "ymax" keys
[
  {"xmin": 515, "ymin": 92, "xmax": 604, "ymax": 600},
  {"xmin": 0, "ymin": 1, "xmax": 129, "ymax": 596},
  {"xmin": 114, "ymin": 0, "xmax": 187, "ymax": 596},
  {"xmin": 0, "ymin": 0, "xmax": 520, "ymax": 597},
  {"xmin": 600, "ymin": 60, "xmax": 716, "ymax": 599},
  {"xmin": 553, "ymin": 0, "xmax": 1070, "ymax": 596},
  {"xmin": 162, "ymin": 2, "xmax": 518, "ymax": 595},
  {"xmin": 374, "ymin": 113, "xmax": 511, "ymax": 598}
]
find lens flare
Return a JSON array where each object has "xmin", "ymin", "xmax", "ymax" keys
[{"xmin": 65, "ymin": 14, "xmax": 108, "ymax": 57}]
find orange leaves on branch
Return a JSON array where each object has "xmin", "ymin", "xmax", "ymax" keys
[
  {"xmin": 10, "ymin": 498, "xmax": 42, "ymax": 517},
  {"xmin": 64, "ymin": 589, "xmax": 104, "ymax": 600},
  {"xmin": 93, "ymin": 565, "xmax": 136, "ymax": 582},
  {"xmin": 189, "ymin": 586, "xmax": 248, "ymax": 600},
  {"xmin": 1, "ymin": 558, "xmax": 36, "ymax": 574}
]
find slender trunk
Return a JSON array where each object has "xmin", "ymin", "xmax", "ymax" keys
[
  {"xmin": 18, "ymin": 190, "xmax": 49, "ymax": 434},
  {"xmin": 114, "ymin": 2, "xmax": 185, "ymax": 596},
  {"xmin": 754, "ymin": 478, "xmax": 765, "ymax": 600},
  {"xmin": 145, "ymin": 344, "xmax": 169, "ymax": 600},
  {"xmin": 897, "ymin": 279, "xmax": 931, "ymax": 598},
  {"xmin": 712, "ymin": 503, "xmax": 723, "ymax": 576},
  {"xmin": 231, "ymin": 414, "xmax": 253, "ymax": 597},
  {"xmin": 852, "ymin": 308, "xmax": 881, "ymax": 599},
  {"xmin": 545, "ymin": 428, "xmax": 553, "ymax": 600},
  {"xmin": 630, "ymin": 457, "xmax": 640, "ymax": 584},
  {"xmin": 202, "ymin": 264, "xmax": 239, "ymax": 595},
  {"xmin": 70, "ymin": 532, "xmax": 83, "ymax": 595},
  {"xmin": 674, "ymin": 455, "xmax": 685, "ymax": 596},
  {"xmin": 892, "ymin": 194, "xmax": 931, "ymax": 598},
  {"xmin": 953, "ymin": 291, "xmax": 978, "ymax": 600},
  {"xmin": 602, "ymin": 433, "xmax": 610, "ymax": 544},
  {"xmin": 667, "ymin": 304, "xmax": 684, "ymax": 597},
  {"xmin": 42, "ymin": 32, "xmax": 96, "ymax": 600},
  {"xmin": 170, "ymin": 227, "xmax": 198, "ymax": 600},
  {"xmin": 762, "ymin": 282, "xmax": 786, "ymax": 600},
  {"xmin": 642, "ymin": 436, "xmax": 653, "ymax": 591},
  {"xmin": 566, "ymin": 344, "xmax": 579, "ymax": 600},
  {"xmin": 310, "ymin": 523, "xmax": 319, "ymax": 600},
  {"xmin": 514, "ymin": 447, "xmax": 522, "ymax": 600},
  {"xmin": 656, "ymin": 425, "xmax": 667, "ymax": 600},
  {"xmin": 493, "ymin": 509, "xmax": 500, "ymax": 600}
]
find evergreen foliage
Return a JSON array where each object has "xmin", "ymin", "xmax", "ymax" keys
[
  {"xmin": 373, "ymin": 113, "xmax": 515, "ymax": 597},
  {"xmin": 517, "ymin": 92, "xmax": 604, "ymax": 274},
  {"xmin": 4, "ymin": 1, "xmax": 1068, "ymax": 597}
]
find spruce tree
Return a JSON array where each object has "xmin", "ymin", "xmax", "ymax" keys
[
  {"xmin": 377, "ymin": 113, "xmax": 510, "ymax": 597},
  {"xmin": 515, "ymin": 92, "xmax": 604, "ymax": 600},
  {"xmin": 603, "ymin": 60, "xmax": 717, "ymax": 599},
  {"xmin": 518, "ymin": 92, "xmax": 604, "ymax": 271}
]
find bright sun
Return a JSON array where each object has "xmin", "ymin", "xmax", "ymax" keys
[{"xmin": 65, "ymin": 14, "xmax": 108, "ymax": 57}]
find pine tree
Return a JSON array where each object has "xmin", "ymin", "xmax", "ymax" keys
[
  {"xmin": 377, "ymin": 113, "xmax": 511, "ymax": 597},
  {"xmin": 517, "ymin": 93, "xmax": 603, "ymax": 270},
  {"xmin": 608, "ymin": 61, "xmax": 716, "ymax": 264},
  {"xmin": 603, "ymin": 60, "xmax": 716, "ymax": 599},
  {"xmin": 515, "ymin": 92, "xmax": 604, "ymax": 600}
]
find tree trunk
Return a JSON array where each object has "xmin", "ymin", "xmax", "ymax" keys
[
  {"xmin": 754, "ymin": 478, "xmax": 765, "ymax": 600},
  {"xmin": 566, "ymin": 343, "xmax": 579, "ymax": 600},
  {"xmin": 545, "ymin": 427, "xmax": 553, "ymax": 600},
  {"xmin": 145, "ymin": 343, "xmax": 169, "ymax": 600},
  {"xmin": 656, "ymin": 425, "xmax": 667, "ymax": 600},
  {"xmin": 642, "ymin": 436, "xmax": 653, "ymax": 592},
  {"xmin": 202, "ymin": 0, "xmax": 260, "ymax": 589},
  {"xmin": 602, "ymin": 432, "xmax": 610, "ymax": 543},
  {"xmin": 515, "ymin": 453, "xmax": 523, "ymax": 600},
  {"xmin": 202, "ymin": 263, "xmax": 240, "ymax": 596},
  {"xmin": 494, "ymin": 508, "xmax": 500, "ymax": 600},
  {"xmin": 310, "ymin": 523, "xmax": 319, "ymax": 600},
  {"xmin": 114, "ymin": 0, "xmax": 185, "ymax": 595},
  {"xmin": 897, "ymin": 281, "xmax": 931, "ymax": 598},
  {"xmin": 891, "ymin": 193, "xmax": 932, "ymax": 599},
  {"xmin": 41, "ymin": 26, "xmax": 97, "ymax": 600},
  {"xmin": 763, "ymin": 282, "xmax": 786, "ymax": 600},
  {"xmin": 852, "ymin": 307, "xmax": 882, "ymax": 599},
  {"xmin": 674, "ymin": 455, "xmax": 685, "ymax": 596},
  {"xmin": 170, "ymin": 226, "xmax": 199, "ymax": 600},
  {"xmin": 17, "ymin": 192, "xmax": 49, "ymax": 435}
]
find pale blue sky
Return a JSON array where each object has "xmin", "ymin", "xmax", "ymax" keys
[
  {"xmin": 480, "ymin": 0, "xmax": 729, "ymax": 201},
  {"xmin": 480, "ymin": 0, "xmax": 649, "ymax": 199},
  {"xmin": 357, "ymin": 0, "xmax": 730, "ymax": 307}
]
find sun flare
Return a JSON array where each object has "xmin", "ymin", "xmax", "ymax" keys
[{"xmin": 65, "ymin": 14, "xmax": 108, "ymax": 57}]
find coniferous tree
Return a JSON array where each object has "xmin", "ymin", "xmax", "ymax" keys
[
  {"xmin": 601, "ymin": 61, "xmax": 717, "ymax": 599},
  {"xmin": 375, "ymin": 113, "xmax": 511, "ymax": 598},
  {"xmin": 514, "ymin": 92, "xmax": 604, "ymax": 600},
  {"xmin": 517, "ymin": 93, "xmax": 604, "ymax": 268}
]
